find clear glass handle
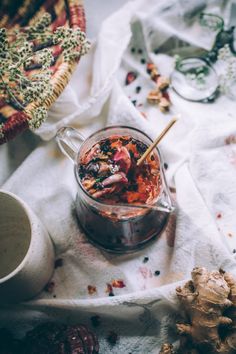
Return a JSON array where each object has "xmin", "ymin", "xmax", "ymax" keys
[{"xmin": 56, "ymin": 127, "xmax": 85, "ymax": 163}]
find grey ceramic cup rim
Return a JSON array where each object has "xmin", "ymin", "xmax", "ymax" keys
[{"xmin": 0, "ymin": 190, "xmax": 34, "ymax": 283}]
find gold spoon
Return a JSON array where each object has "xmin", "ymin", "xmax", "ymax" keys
[{"xmin": 137, "ymin": 117, "xmax": 178, "ymax": 167}]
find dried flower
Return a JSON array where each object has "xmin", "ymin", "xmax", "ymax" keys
[
  {"xmin": 157, "ymin": 76, "xmax": 170, "ymax": 91},
  {"xmin": 0, "ymin": 13, "xmax": 91, "ymax": 136},
  {"xmin": 28, "ymin": 107, "xmax": 48, "ymax": 130}
]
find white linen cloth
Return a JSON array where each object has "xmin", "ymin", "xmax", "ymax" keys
[{"xmin": 1, "ymin": 0, "xmax": 236, "ymax": 352}]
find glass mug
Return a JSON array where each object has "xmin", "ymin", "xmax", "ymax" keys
[{"xmin": 56, "ymin": 126, "xmax": 174, "ymax": 253}]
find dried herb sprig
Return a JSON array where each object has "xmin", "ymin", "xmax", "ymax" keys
[{"xmin": 0, "ymin": 13, "xmax": 90, "ymax": 131}]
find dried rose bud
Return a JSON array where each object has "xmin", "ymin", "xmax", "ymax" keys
[
  {"xmin": 146, "ymin": 62, "xmax": 156, "ymax": 74},
  {"xmin": 150, "ymin": 68, "xmax": 159, "ymax": 80},
  {"xmin": 147, "ymin": 89, "xmax": 162, "ymax": 104},
  {"xmin": 125, "ymin": 71, "xmax": 137, "ymax": 85},
  {"xmin": 162, "ymin": 91, "xmax": 170, "ymax": 102},
  {"xmin": 111, "ymin": 279, "xmax": 126, "ymax": 288},
  {"xmin": 159, "ymin": 97, "xmax": 170, "ymax": 112},
  {"xmin": 157, "ymin": 76, "xmax": 170, "ymax": 91},
  {"xmin": 87, "ymin": 285, "xmax": 97, "ymax": 295}
]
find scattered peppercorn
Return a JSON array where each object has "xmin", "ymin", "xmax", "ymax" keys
[
  {"xmin": 217, "ymin": 213, "xmax": 222, "ymax": 219},
  {"xmin": 138, "ymin": 49, "xmax": 143, "ymax": 54},
  {"xmin": 109, "ymin": 292, "xmax": 115, "ymax": 297},
  {"xmin": 131, "ymin": 47, "xmax": 135, "ymax": 53},
  {"xmin": 100, "ymin": 140, "xmax": 111, "ymax": 153},
  {"xmin": 154, "ymin": 270, "xmax": 160, "ymax": 276},
  {"xmin": 136, "ymin": 86, "xmax": 141, "ymax": 94},
  {"xmin": 107, "ymin": 331, "xmax": 118, "ymax": 345},
  {"xmin": 53, "ymin": 294, "xmax": 56, "ymax": 298},
  {"xmin": 54, "ymin": 258, "xmax": 63, "ymax": 268},
  {"xmin": 151, "ymin": 155, "xmax": 155, "ymax": 161},
  {"xmin": 136, "ymin": 141, "xmax": 147, "ymax": 153},
  {"xmin": 164, "ymin": 162, "xmax": 168, "ymax": 170},
  {"xmin": 233, "ymin": 249, "xmax": 236, "ymax": 253},
  {"xmin": 141, "ymin": 58, "xmax": 146, "ymax": 64},
  {"xmin": 131, "ymin": 100, "xmax": 137, "ymax": 106},
  {"xmin": 143, "ymin": 256, "xmax": 149, "ymax": 263}
]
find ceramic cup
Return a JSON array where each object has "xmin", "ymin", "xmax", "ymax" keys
[{"xmin": 0, "ymin": 190, "xmax": 55, "ymax": 303}]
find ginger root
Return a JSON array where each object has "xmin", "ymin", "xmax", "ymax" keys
[
  {"xmin": 159, "ymin": 267, "xmax": 236, "ymax": 354},
  {"xmin": 159, "ymin": 343, "xmax": 175, "ymax": 354}
]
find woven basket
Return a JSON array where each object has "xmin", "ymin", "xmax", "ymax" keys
[{"xmin": 0, "ymin": 0, "xmax": 86, "ymax": 145}]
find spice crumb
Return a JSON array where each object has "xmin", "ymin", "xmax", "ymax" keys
[
  {"xmin": 154, "ymin": 270, "xmax": 160, "ymax": 276},
  {"xmin": 131, "ymin": 100, "xmax": 137, "ymax": 106},
  {"xmin": 228, "ymin": 233, "xmax": 233, "ymax": 237},
  {"xmin": 164, "ymin": 163, "xmax": 168, "ymax": 170},
  {"xmin": 136, "ymin": 86, "xmax": 141, "ymax": 94},
  {"xmin": 138, "ymin": 49, "xmax": 143, "ymax": 54},
  {"xmin": 143, "ymin": 256, "xmax": 149, "ymax": 263},
  {"xmin": 233, "ymin": 249, "xmax": 236, "ymax": 253},
  {"xmin": 217, "ymin": 213, "xmax": 222, "ymax": 219},
  {"xmin": 141, "ymin": 58, "xmax": 146, "ymax": 64}
]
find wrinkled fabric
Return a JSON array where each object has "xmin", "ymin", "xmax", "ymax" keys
[{"xmin": 1, "ymin": 0, "xmax": 236, "ymax": 352}]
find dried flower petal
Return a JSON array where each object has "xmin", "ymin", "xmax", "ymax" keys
[
  {"xmin": 87, "ymin": 285, "xmax": 97, "ymax": 295},
  {"xmin": 125, "ymin": 71, "xmax": 137, "ymax": 85},
  {"xmin": 111, "ymin": 279, "xmax": 126, "ymax": 288}
]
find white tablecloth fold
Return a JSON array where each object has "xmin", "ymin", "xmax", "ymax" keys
[{"xmin": 1, "ymin": 1, "xmax": 236, "ymax": 353}]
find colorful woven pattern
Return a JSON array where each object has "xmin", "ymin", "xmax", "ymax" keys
[{"xmin": 0, "ymin": 0, "xmax": 85, "ymax": 144}]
